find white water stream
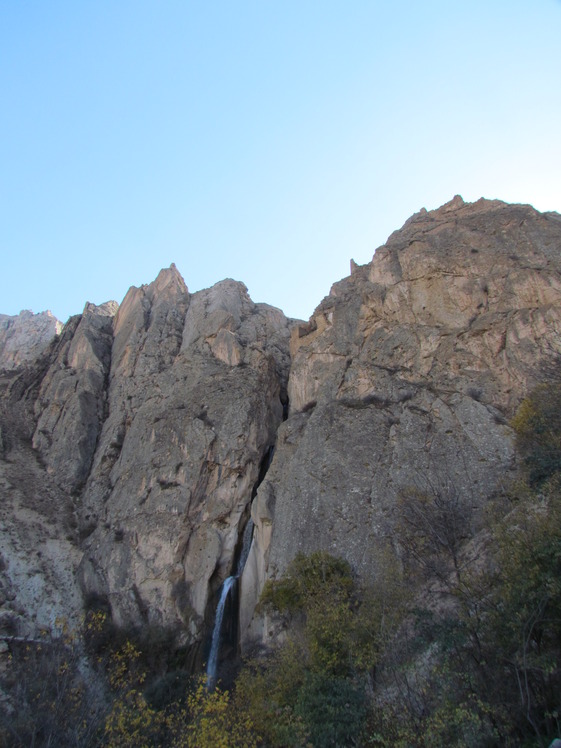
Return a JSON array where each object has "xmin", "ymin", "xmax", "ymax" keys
[{"xmin": 206, "ymin": 519, "xmax": 254, "ymax": 687}]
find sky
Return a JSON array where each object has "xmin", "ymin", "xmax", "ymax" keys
[{"xmin": 1, "ymin": 1, "xmax": 560, "ymax": 323}]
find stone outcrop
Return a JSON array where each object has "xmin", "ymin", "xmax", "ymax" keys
[
  {"xmin": 0, "ymin": 363, "xmax": 83, "ymax": 635},
  {"xmin": 0, "ymin": 434, "xmax": 82, "ymax": 636},
  {"xmin": 32, "ymin": 301, "xmax": 118, "ymax": 495},
  {"xmin": 0, "ymin": 310, "xmax": 62, "ymax": 370},
  {"xmin": 240, "ymin": 196, "xmax": 561, "ymax": 646}
]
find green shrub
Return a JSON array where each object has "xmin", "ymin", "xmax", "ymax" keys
[{"xmin": 511, "ymin": 383, "xmax": 561, "ymax": 485}]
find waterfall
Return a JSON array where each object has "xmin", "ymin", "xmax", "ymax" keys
[
  {"xmin": 205, "ymin": 445, "xmax": 272, "ymax": 687},
  {"xmin": 206, "ymin": 575, "xmax": 236, "ymax": 688},
  {"xmin": 206, "ymin": 519, "xmax": 254, "ymax": 687}
]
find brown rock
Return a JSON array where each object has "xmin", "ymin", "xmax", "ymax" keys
[
  {"xmin": 32, "ymin": 301, "xmax": 118, "ymax": 494},
  {"xmin": 78, "ymin": 268, "xmax": 293, "ymax": 644}
]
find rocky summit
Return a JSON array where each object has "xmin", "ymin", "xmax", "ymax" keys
[
  {"xmin": 0, "ymin": 310, "xmax": 62, "ymax": 370},
  {"xmin": 1, "ymin": 197, "xmax": 561, "ymax": 663}
]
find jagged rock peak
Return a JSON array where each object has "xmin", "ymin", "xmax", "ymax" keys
[
  {"xmin": 113, "ymin": 263, "xmax": 189, "ymax": 339},
  {"xmin": 0, "ymin": 309, "xmax": 63, "ymax": 370},
  {"xmin": 82, "ymin": 300, "xmax": 119, "ymax": 317},
  {"xmin": 120, "ymin": 263, "xmax": 187, "ymax": 304},
  {"xmin": 150, "ymin": 262, "xmax": 189, "ymax": 295},
  {"xmin": 72, "ymin": 267, "xmax": 294, "ymax": 641},
  {"xmin": 381, "ymin": 194, "xmax": 556, "ymax": 251},
  {"xmin": 293, "ymin": 195, "xmax": 561, "ymax": 409}
]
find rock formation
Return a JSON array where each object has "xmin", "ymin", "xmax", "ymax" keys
[
  {"xmin": 32, "ymin": 301, "xmax": 118, "ymax": 495},
  {"xmin": 77, "ymin": 268, "xmax": 292, "ymax": 650},
  {"xmin": 0, "ymin": 264, "xmax": 293, "ymax": 657},
  {"xmin": 1, "ymin": 197, "xmax": 560, "ymax": 667},
  {"xmin": 0, "ymin": 310, "xmax": 62, "ymax": 370}
]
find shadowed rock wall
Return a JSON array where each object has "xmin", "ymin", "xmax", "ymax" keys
[{"xmin": 0, "ymin": 265, "xmax": 293, "ymax": 649}]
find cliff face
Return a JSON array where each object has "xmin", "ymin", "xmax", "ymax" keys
[
  {"xmin": 1, "ymin": 197, "xmax": 560, "ymax": 660},
  {"xmin": 240, "ymin": 196, "xmax": 561, "ymax": 645},
  {"xmin": 0, "ymin": 265, "xmax": 293, "ymax": 648},
  {"xmin": 77, "ymin": 268, "xmax": 292, "ymax": 645}
]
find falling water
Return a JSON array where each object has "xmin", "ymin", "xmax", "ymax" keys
[
  {"xmin": 206, "ymin": 519, "xmax": 255, "ymax": 688},
  {"xmin": 206, "ymin": 575, "xmax": 236, "ymax": 687}
]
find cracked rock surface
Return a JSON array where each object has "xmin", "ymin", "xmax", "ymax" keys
[
  {"xmin": 0, "ymin": 310, "xmax": 62, "ymax": 371},
  {"xmin": 1, "ymin": 266, "xmax": 293, "ymax": 651}
]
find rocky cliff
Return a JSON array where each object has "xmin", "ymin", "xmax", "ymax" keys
[
  {"xmin": 240, "ymin": 196, "xmax": 561, "ymax": 645},
  {"xmin": 0, "ymin": 265, "xmax": 293, "ymax": 656},
  {"xmin": 1, "ymin": 197, "xmax": 560, "ymax": 666}
]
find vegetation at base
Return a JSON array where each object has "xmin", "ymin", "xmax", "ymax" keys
[
  {"xmin": 1, "ymin": 383, "xmax": 561, "ymax": 745},
  {"xmin": 234, "ymin": 550, "xmax": 398, "ymax": 746},
  {"xmin": 0, "ymin": 619, "xmax": 103, "ymax": 747},
  {"xmin": 366, "ymin": 383, "xmax": 561, "ymax": 747},
  {"xmin": 235, "ymin": 385, "xmax": 561, "ymax": 746},
  {"xmin": 511, "ymin": 383, "xmax": 561, "ymax": 486},
  {"xmin": 0, "ymin": 610, "xmax": 257, "ymax": 747}
]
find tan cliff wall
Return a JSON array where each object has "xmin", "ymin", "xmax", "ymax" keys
[
  {"xmin": 0, "ymin": 310, "xmax": 62, "ymax": 371},
  {"xmin": 0, "ymin": 265, "xmax": 294, "ymax": 652},
  {"xmin": 77, "ymin": 269, "xmax": 293, "ymax": 648}
]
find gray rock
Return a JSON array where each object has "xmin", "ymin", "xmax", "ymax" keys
[
  {"xmin": 32, "ymin": 301, "xmax": 118, "ymax": 494},
  {"xmin": 0, "ymin": 423, "xmax": 82, "ymax": 637},
  {"xmin": 77, "ymin": 266, "xmax": 294, "ymax": 643},
  {"xmin": 0, "ymin": 310, "xmax": 63, "ymax": 370},
  {"xmin": 2, "ymin": 197, "xmax": 561, "ymax": 664}
]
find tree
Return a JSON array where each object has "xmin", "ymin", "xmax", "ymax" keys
[
  {"xmin": 174, "ymin": 679, "xmax": 258, "ymax": 748},
  {"xmin": 0, "ymin": 620, "xmax": 105, "ymax": 747},
  {"xmin": 511, "ymin": 383, "xmax": 561, "ymax": 486},
  {"xmin": 371, "ymin": 384, "xmax": 561, "ymax": 746}
]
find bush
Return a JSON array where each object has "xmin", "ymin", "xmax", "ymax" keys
[
  {"xmin": 294, "ymin": 671, "xmax": 367, "ymax": 747},
  {"xmin": 511, "ymin": 383, "xmax": 561, "ymax": 485},
  {"xmin": 369, "ymin": 385, "xmax": 561, "ymax": 746},
  {"xmin": 236, "ymin": 551, "xmax": 397, "ymax": 745}
]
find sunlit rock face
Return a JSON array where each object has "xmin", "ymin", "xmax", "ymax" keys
[
  {"xmin": 240, "ymin": 197, "xmax": 561, "ymax": 647},
  {"xmin": 32, "ymin": 301, "xmax": 119, "ymax": 495},
  {"xmin": 0, "ymin": 303, "xmax": 116, "ymax": 637},
  {"xmin": 0, "ymin": 310, "xmax": 63, "ymax": 371},
  {"xmin": 76, "ymin": 267, "xmax": 293, "ymax": 644},
  {"xmin": 0, "ymin": 265, "xmax": 293, "ymax": 650}
]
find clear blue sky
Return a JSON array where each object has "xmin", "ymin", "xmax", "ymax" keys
[{"xmin": 1, "ymin": 1, "xmax": 560, "ymax": 322}]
